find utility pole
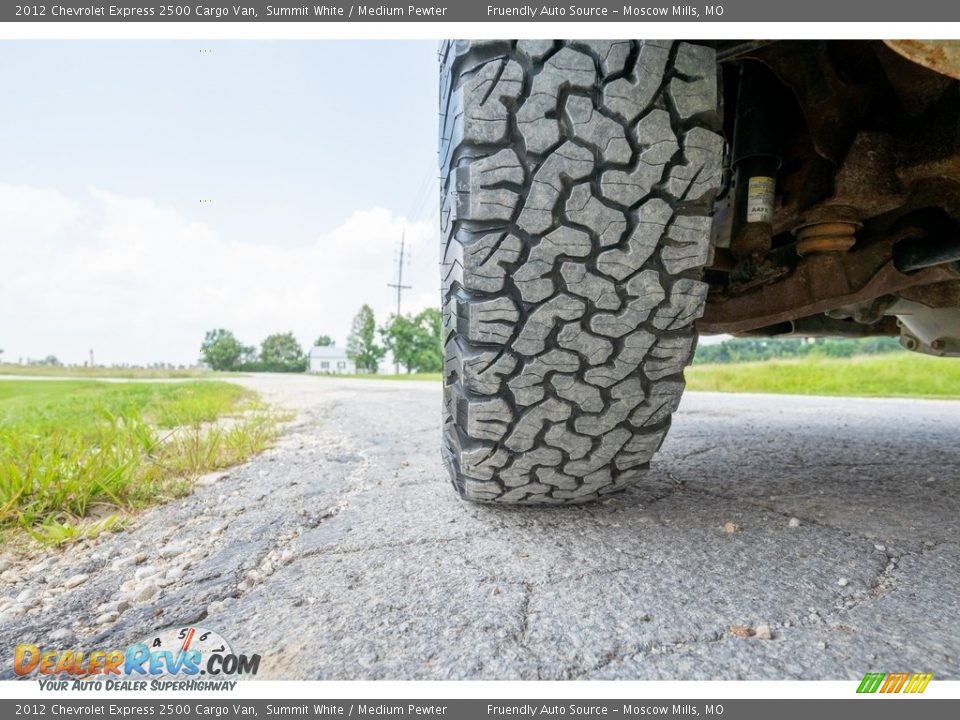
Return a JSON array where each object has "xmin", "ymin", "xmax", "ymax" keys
[
  {"xmin": 388, "ymin": 231, "xmax": 412, "ymax": 317},
  {"xmin": 387, "ymin": 230, "xmax": 412, "ymax": 373}
]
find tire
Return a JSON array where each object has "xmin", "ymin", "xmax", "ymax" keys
[{"xmin": 439, "ymin": 40, "xmax": 723, "ymax": 504}]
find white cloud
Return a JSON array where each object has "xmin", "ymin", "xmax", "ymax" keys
[
  {"xmin": 0, "ymin": 184, "xmax": 439, "ymax": 366},
  {"xmin": 0, "ymin": 183, "xmax": 79, "ymax": 240}
]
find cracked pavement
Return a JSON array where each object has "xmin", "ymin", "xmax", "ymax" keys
[{"xmin": 2, "ymin": 375, "xmax": 959, "ymax": 680}]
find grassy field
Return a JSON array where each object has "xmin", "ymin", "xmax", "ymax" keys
[
  {"xmin": 0, "ymin": 380, "xmax": 281, "ymax": 546},
  {"xmin": 310, "ymin": 372, "xmax": 442, "ymax": 382},
  {"xmin": 0, "ymin": 364, "xmax": 221, "ymax": 379},
  {"xmin": 311, "ymin": 355, "xmax": 960, "ymax": 398},
  {"xmin": 685, "ymin": 353, "xmax": 960, "ymax": 399}
]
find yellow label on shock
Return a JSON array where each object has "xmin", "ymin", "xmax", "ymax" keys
[{"xmin": 746, "ymin": 176, "xmax": 776, "ymax": 223}]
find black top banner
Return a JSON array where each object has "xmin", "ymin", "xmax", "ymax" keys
[{"xmin": 3, "ymin": 0, "xmax": 960, "ymax": 22}]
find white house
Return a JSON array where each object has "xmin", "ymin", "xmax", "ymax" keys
[{"xmin": 308, "ymin": 346, "xmax": 356, "ymax": 374}]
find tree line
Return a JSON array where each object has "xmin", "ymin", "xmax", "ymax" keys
[
  {"xmin": 200, "ymin": 330, "xmax": 310, "ymax": 372},
  {"xmin": 199, "ymin": 304, "xmax": 443, "ymax": 374},
  {"xmin": 693, "ymin": 336, "xmax": 905, "ymax": 365}
]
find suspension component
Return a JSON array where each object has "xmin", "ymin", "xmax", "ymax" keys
[
  {"xmin": 730, "ymin": 61, "xmax": 785, "ymax": 259},
  {"xmin": 894, "ymin": 234, "xmax": 960, "ymax": 272},
  {"xmin": 795, "ymin": 220, "xmax": 860, "ymax": 255},
  {"xmin": 793, "ymin": 205, "xmax": 861, "ymax": 255}
]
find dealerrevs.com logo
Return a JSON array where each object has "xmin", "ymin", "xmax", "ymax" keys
[
  {"xmin": 857, "ymin": 673, "xmax": 933, "ymax": 694},
  {"xmin": 14, "ymin": 625, "xmax": 259, "ymax": 691}
]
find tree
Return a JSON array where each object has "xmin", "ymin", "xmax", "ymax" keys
[
  {"xmin": 239, "ymin": 344, "xmax": 259, "ymax": 369},
  {"xmin": 381, "ymin": 308, "xmax": 443, "ymax": 373},
  {"xmin": 410, "ymin": 308, "xmax": 443, "ymax": 373},
  {"xmin": 693, "ymin": 336, "xmax": 905, "ymax": 365},
  {"xmin": 200, "ymin": 329, "xmax": 244, "ymax": 371},
  {"xmin": 313, "ymin": 335, "xmax": 334, "ymax": 347},
  {"xmin": 346, "ymin": 304, "xmax": 385, "ymax": 373},
  {"xmin": 259, "ymin": 332, "xmax": 308, "ymax": 373},
  {"xmin": 381, "ymin": 314, "xmax": 419, "ymax": 373}
]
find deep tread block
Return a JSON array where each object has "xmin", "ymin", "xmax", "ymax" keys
[
  {"xmin": 507, "ymin": 350, "xmax": 580, "ymax": 406},
  {"xmin": 458, "ymin": 59, "xmax": 524, "ymax": 145},
  {"xmin": 452, "ymin": 149, "xmax": 525, "ymax": 222},
  {"xmin": 557, "ymin": 322, "xmax": 615, "ymax": 366},
  {"xmin": 517, "ymin": 142, "xmax": 595, "ymax": 234},
  {"xmin": 565, "ymin": 183, "xmax": 628, "ymax": 248},
  {"xmin": 513, "ymin": 294, "xmax": 586, "ymax": 356},
  {"xmin": 597, "ymin": 199, "xmax": 672, "ymax": 280},
  {"xmin": 518, "ymin": 47, "xmax": 597, "ymax": 154},
  {"xmin": 600, "ymin": 110, "xmax": 678, "ymax": 206},
  {"xmin": 602, "ymin": 41, "xmax": 672, "ymax": 123}
]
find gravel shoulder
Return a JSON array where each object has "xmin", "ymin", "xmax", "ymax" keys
[{"xmin": 2, "ymin": 374, "xmax": 958, "ymax": 680}]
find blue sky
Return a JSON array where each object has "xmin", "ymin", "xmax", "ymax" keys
[{"xmin": 0, "ymin": 41, "xmax": 440, "ymax": 366}]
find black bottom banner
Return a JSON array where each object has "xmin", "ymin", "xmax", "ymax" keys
[{"xmin": 3, "ymin": 699, "xmax": 958, "ymax": 720}]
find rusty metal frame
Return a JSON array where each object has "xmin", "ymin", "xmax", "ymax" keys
[
  {"xmin": 885, "ymin": 41, "xmax": 960, "ymax": 81},
  {"xmin": 699, "ymin": 233, "xmax": 960, "ymax": 334}
]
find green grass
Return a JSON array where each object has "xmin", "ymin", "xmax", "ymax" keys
[
  {"xmin": 310, "ymin": 372, "xmax": 442, "ymax": 382},
  {"xmin": 686, "ymin": 353, "xmax": 960, "ymax": 399},
  {"xmin": 0, "ymin": 364, "xmax": 222, "ymax": 379},
  {"xmin": 0, "ymin": 380, "xmax": 282, "ymax": 546},
  {"xmin": 307, "ymin": 356, "xmax": 960, "ymax": 397}
]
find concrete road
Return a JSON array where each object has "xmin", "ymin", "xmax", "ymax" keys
[{"xmin": 3, "ymin": 375, "xmax": 959, "ymax": 680}]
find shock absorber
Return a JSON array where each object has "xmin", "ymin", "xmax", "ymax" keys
[{"xmin": 730, "ymin": 61, "xmax": 785, "ymax": 260}]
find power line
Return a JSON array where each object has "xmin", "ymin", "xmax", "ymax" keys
[
  {"xmin": 407, "ymin": 161, "xmax": 435, "ymax": 223},
  {"xmin": 412, "ymin": 199, "xmax": 442, "ymax": 276}
]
